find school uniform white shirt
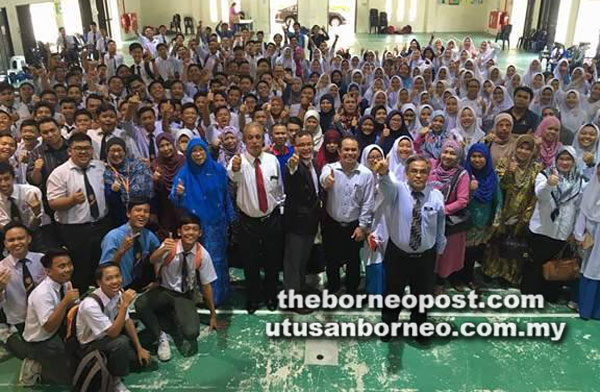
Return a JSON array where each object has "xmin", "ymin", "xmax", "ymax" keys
[
  {"xmin": 131, "ymin": 60, "xmax": 153, "ymax": 84},
  {"xmin": 137, "ymin": 34, "xmax": 157, "ymax": 57},
  {"xmin": 0, "ymin": 184, "xmax": 46, "ymax": 228},
  {"xmin": 157, "ymin": 242, "xmax": 217, "ymax": 293},
  {"xmin": 104, "ymin": 53, "xmax": 124, "ymax": 78},
  {"xmin": 153, "ymin": 34, "xmax": 169, "ymax": 45},
  {"xmin": 154, "ymin": 56, "xmax": 178, "ymax": 81},
  {"xmin": 23, "ymin": 276, "xmax": 68, "ymax": 342},
  {"xmin": 76, "ymin": 288, "xmax": 129, "ymax": 345},
  {"xmin": 319, "ymin": 161, "xmax": 375, "ymax": 229},
  {"xmin": 0, "ymin": 252, "xmax": 45, "ymax": 325},
  {"xmin": 86, "ymin": 31, "xmax": 101, "ymax": 48},
  {"xmin": 46, "ymin": 159, "xmax": 108, "ymax": 224},
  {"xmin": 88, "ymin": 127, "xmax": 142, "ymax": 160},
  {"xmin": 529, "ymin": 173, "xmax": 586, "ymax": 241},
  {"xmin": 96, "ymin": 36, "xmax": 111, "ymax": 54},
  {"xmin": 379, "ymin": 174, "xmax": 447, "ymax": 254},
  {"xmin": 227, "ymin": 151, "xmax": 283, "ymax": 218}
]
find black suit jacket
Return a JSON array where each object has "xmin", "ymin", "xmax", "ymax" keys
[{"xmin": 283, "ymin": 160, "xmax": 321, "ymax": 235}]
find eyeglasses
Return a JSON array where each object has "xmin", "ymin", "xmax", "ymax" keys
[{"xmin": 72, "ymin": 146, "xmax": 92, "ymax": 152}]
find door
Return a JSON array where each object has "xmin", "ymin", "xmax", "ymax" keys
[
  {"xmin": 0, "ymin": 8, "xmax": 14, "ymax": 72},
  {"xmin": 79, "ymin": 0, "xmax": 93, "ymax": 31},
  {"xmin": 95, "ymin": 0, "xmax": 108, "ymax": 33},
  {"xmin": 15, "ymin": 5, "xmax": 35, "ymax": 64}
]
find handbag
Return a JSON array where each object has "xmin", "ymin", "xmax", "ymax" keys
[
  {"xmin": 444, "ymin": 170, "xmax": 472, "ymax": 235},
  {"xmin": 542, "ymin": 243, "xmax": 580, "ymax": 281}
]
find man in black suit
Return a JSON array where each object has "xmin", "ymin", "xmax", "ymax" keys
[{"xmin": 283, "ymin": 131, "xmax": 320, "ymax": 313}]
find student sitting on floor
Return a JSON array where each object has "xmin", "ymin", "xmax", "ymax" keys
[
  {"xmin": 0, "ymin": 222, "xmax": 45, "ymax": 362},
  {"xmin": 76, "ymin": 263, "xmax": 152, "ymax": 392},
  {"xmin": 20, "ymin": 248, "xmax": 79, "ymax": 386},
  {"xmin": 135, "ymin": 214, "xmax": 218, "ymax": 362}
]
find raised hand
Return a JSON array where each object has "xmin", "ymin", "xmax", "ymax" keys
[
  {"xmin": 232, "ymin": 154, "xmax": 242, "ymax": 172},
  {"xmin": 176, "ymin": 179, "xmax": 185, "ymax": 196},
  {"xmin": 324, "ymin": 169, "xmax": 335, "ymax": 189},
  {"xmin": 288, "ymin": 153, "xmax": 299, "ymax": 171},
  {"xmin": 548, "ymin": 169, "xmax": 559, "ymax": 187},
  {"xmin": 373, "ymin": 160, "xmax": 389, "ymax": 176}
]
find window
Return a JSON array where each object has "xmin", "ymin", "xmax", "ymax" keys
[{"xmin": 30, "ymin": 2, "xmax": 58, "ymax": 44}]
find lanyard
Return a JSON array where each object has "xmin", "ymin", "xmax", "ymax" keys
[{"xmin": 108, "ymin": 163, "xmax": 131, "ymax": 197}]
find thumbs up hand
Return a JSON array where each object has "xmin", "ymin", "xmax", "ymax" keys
[
  {"xmin": 176, "ymin": 179, "xmax": 185, "ymax": 196},
  {"xmin": 470, "ymin": 177, "xmax": 479, "ymax": 191},
  {"xmin": 548, "ymin": 169, "xmax": 559, "ymax": 187},
  {"xmin": 27, "ymin": 193, "xmax": 42, "ymax": 216},
  {"xmin": 324, "ymin": 168, "xmax": 335, "ymax": 189},
  {"xmin": 232, "ymin": 154, "xmax": 242, "ymax": 172},
  {"xmin": 288, "ymin": 153, "xmax": 299, "ymax": 171}
]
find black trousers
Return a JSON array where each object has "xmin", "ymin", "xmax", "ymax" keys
[
  {"xmin": 521, "ymin": 231, "xmax": 565, "ymax": 301},
  {"xmin": 83, "ymin": 335, "xmax": 136, "ymax": 378},
  {"xmin": 27, "ymin": 334, "xmax": 71, "ymax": 384},
  {"xmin": 58, "ymin": 217, "xmax": 113, "ymax": 290},
  {"xmin": 382, "ymin": 241, "xmax": 436, "ymax": 326},
  {"xmin": 135, "ymin": 287, "xmax": 200, "ymax": 344},
  {"xmin": 452, "ymin": 244, "xmax": 484, "ymax": 284},
  {"xmin": 6, "ymin": 326, "xmax": 70, "ymax": 384},
  {"xmin": 283, "ymin": 233, "xmax": 315, "ymax": 293},
  {"xmin": 238, "ymin": 211, "xmax": 284, "ymax": 304},
  {"xmin": 322, "ymin": 214, "xmax": 361, "ymax": 294}
]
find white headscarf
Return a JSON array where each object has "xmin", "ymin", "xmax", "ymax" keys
[
  {"xmin": 580, "ymin": 162, "xmax": 600, "ymax": 222},
  {"xmin": 559, "ymin": 89, "xmax": 587, "ymax": 135},
  {"xmin": 573, "ymin": 123, "xmax": 600, "ymax": 179},
  {"xmin": 449, "ymin": 104, "xmax": 485, "ymax": 153},
  {"xmin": 523, "ymin": 59, "xmax": 542, "ymax": 87},
  {"xmin": 304, "ymin": 110, "xmax": 323, "ymax": 152},
  {"xmin": 388, "ymin": 135, "xmax": 414, "ymax": 183},
  {"xmin": 360, "ymin": 144, "xmax": 385, "ymax": 169}
]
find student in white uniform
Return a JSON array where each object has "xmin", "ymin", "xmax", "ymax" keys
[
  {"xmin": 135, "ymin": 214, "xmax": 218, "ymax": 361},
  {"xmin": 20, "ymin": 248, "xmax": 78, "ymax": 386},
  {"xmin": 0, "ymin": 222, "xmax": 45, "ymax": 360},
  {"xmin": 76, "ymin": 263, "xmax": 152, "ymax": 392}
]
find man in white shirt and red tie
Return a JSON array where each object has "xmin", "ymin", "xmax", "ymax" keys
[
  {"xmin": 374, "ymin": 155, "xmax": 447, "ymax": 344},
  {"xmin": 227, "ymin": 122, "xmax": 284, "ymax": 314}
]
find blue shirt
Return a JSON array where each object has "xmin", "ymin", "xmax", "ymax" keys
[{"xmin": 100, "ymin": 223, "xmax": 160, "ymax": 287}]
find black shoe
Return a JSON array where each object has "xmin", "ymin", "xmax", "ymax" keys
[
  {"xmin": 414, "ymin": 335, "xmax": 431, "ymax": 346},
  {"xmin": 380, "ymin": 333, "xmax": 392, "ymax": 343},
  {"xmin": 266, "ymin": 298, "xmax": 278, "ymax": 311},
  {"xmin": 246, "ymin": 301, "xmax": 259, "ymax": 314},
  {"xmin": 293, "ymin": 307, "xmax": 313, "ymax": 315}
]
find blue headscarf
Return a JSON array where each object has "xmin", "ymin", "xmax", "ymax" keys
[
  {"xmin": 170, "ymin": 138, "xmax": 234, "ymax": 225},
  {"xmin": 465, "ymin": 143, "xmax": 498, "ymax": 204}
]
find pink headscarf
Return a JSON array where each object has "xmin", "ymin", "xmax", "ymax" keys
[
  {"xmin": 535, "ymin": 116, "xmax": 562, "ymax": 169},
  {"xmin": 429, "ymin": 139, "xmax": 463, "ymax": 198},
  {"xmin": 294, "ymin": 47, "xmax": 305, "ymax": 78}
]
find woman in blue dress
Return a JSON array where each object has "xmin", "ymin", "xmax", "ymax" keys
[{"xmin": 170, "ymin": 138, "xmax": 235, "ymax": 306}]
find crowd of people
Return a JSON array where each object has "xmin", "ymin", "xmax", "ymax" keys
[{"xmin": 0, "ymin": 14, "xmax": 599, "ymax": 390}]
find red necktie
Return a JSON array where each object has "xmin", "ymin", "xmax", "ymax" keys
[{"xmin": 254, "ymin": 158, "xmax": 268, "ymax": 213}]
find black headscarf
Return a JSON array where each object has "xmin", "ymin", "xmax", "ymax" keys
[{"xmin": 319, "ymin": 94, "xmax": 335, "ymax": 131}]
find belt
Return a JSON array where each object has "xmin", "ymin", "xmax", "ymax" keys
[
  {"xmin": 240, "ymin": 210, "xmax": 278, "ymax": 223},
  {"xmin": 60, "ymin": 215, "xmax": 110, "ymax": 227},
  {"xmin": 398, "ymin": 247, "xmax": 435, "ymax": 258}
]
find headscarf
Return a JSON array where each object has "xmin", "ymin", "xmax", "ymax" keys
[
  {"xmin": 509, "ymin": 134, "xmax": 538, "ymax": 188},
  {"xmin": 559, "ymin": 89, "xmax": 587, "ymax": 134},
  {"xmin": 316, "ymin": 129, "xmax": 341, "ymax": 172},
  {"xmin": 152, "ymin": 133, "xmax": 185, "ymax": 192},
  {"xmin": 170, "ymin": 138, "xmax": 233, "ymax": 225},
  {"xmin": 400, "ymin": 103, "xmax": 419, "ymax": 137},
  {"xmin": 429, "ymin": 139, "xmax": 463, "ymax": 199},
  {"xmin": 420, "ymin": 110, "xmax": 448, "ymax": 160},
  {"xmin": 355, "ymin": 115, "xmax": 378, "ymax": 153},
  {"xmin": 360, "ymin": 144, "xmax": 384, "ymax": 170},
  {"xmin": 530, "ymin": 85, "xmax": 555, "ymax": 116},
  {"xmin": 449, "ymin": 104, "xmax": 485, "ymax": 152},
  {"xmin": 465, "ymin": 143, "xmax": 498, "ymax": 204},
  {"xmin": 380, "ymin": 110, "xmax": 410, "ymax": 155},
  {"xmin": 175, "ymin": 128, "xmax": 195, "ymax": 147},
  {"xmin": 535, "ymin": 115, "xmax": 562, "ymax": 169},
  {"xmin": 580, "ymin": 162, "xmax": 600, "ymax": 222},
  {"xmin": 104, "ymin": 138, "xmax": 155, "ymax": 206},
  {"xmin": 489, "ymin": 113, "xmax": 516, "ymax": 166},
  {"xmin": 573, "ymin": 123, "xmax": 600, "ymax": 178},
  {"xmin": 544, "ymin": 146, "xmax": 584, "ymax": 216},
  {"xmin": 319, "ymin": 94, "xmax": 336, "ymax": 131},
  {"xmin": 388, "ymin": 135, "xmax": 414, "ymax": 183},
  {"xmin": 304, "ymin": 110, "xmax": 323, "ymax": 152},
  {"xmin": 217, "ymin": 126, "xmax": 244, "ymax": 167}
]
